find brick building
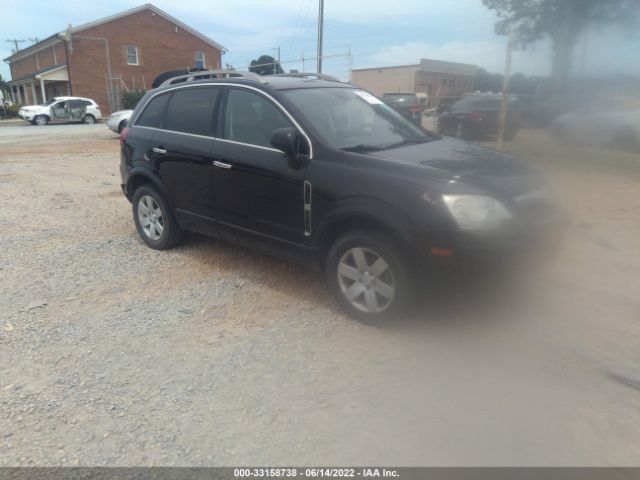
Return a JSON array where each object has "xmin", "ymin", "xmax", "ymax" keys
[
  {"xmin": 352, "ymin": 59, "xmax": 477, "ymax": 106},
  {"xmin": 4, "ymin": 3, "xmax": 226, "ymax": 114}
]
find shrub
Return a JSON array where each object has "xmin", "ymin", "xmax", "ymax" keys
[
  {"xmin": 122, "ymin": 90, "xmax": 146, "ymax": 110},
  {"xmin": 4, "ymin": 104, "xmax": 22, "ymax": 118}
]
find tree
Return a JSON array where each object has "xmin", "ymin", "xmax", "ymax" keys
[
  {"xmin": 0, "ymin": 74, "xmax": 9, "ymax": 98},
  {"xmin": 249, "ymin": 55, "xmax": 284, "ymax": 76},
  {"xmin": 482, "ymin": 0, "xmax": 639, "ymax": 91}
]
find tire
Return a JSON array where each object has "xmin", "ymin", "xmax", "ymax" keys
[
  {"xmin": 455, "ymin": 121, "xmax": 469, "ymax": 139},
  {"xmin": 325, "ymin": 230, "xmax": 414, "ymax": 324},
  {"xmin": 34, "ymin": 115, "xmax": 48, "ymax": 126},
  {"xmin": 132, "ymin": 185, "xmax": 185, "ymax": 250},
  {"xmin": 117, "ymin": 119, "xmax": 127, "ymax": 133},
  {"xmin": 82, "ymin": 114, "xmax": 96, "ymax": 124}
]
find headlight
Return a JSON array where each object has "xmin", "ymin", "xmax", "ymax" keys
[{"xmin": 442, "ymin": 194, "xmax": 511, "ymax": 230}]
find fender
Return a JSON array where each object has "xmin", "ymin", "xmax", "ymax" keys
[
  {"xmin": 312, "ymin": 195, "xmax": 421, "ymax": 253},
  {"xmin": 125, "ymin": 167, "xmax": 174, "ymax": 208}
]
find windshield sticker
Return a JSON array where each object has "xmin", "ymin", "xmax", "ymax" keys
[{"xmin": 354, "ymin": 90, "xmax": 383, "ymax": 105}]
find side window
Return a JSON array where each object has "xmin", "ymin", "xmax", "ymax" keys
[
  {"xmin": 164, "ymin": 87, "xmax": 219, "ymax": 136},
  {"xmin": 136, "ymin": 93, "xmax": 170, "ymax": 128},
  {"xmin": 195, "ymin": 51, "xmax": 205, "ymax": 69},
  {"xmin": 223, "ymin": 89, "xmax": 291, "ymax": 148},
  {"xmin": 126, "ymin": 46, "xmax": 139, "ymax": 65},
  {"xmin": 68, "ymin": 100, "xmax": 85, "ymax": 109}
]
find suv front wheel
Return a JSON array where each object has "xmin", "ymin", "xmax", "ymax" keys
[
  {"xmin": 325, "ymin": 230, "xmax": 414, "ymax": 324},
  {"xmin": 132, "ymin": 185, "xmax": 185, "ymax": 250},
  {"xmin": 34, "ymin": 115, "xmax": 49, "ymax": 126}
]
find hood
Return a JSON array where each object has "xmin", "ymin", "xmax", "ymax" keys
[
  {"xmin": 361, "ymin": 137, "xmax": 546, "ymax": 199},
  {"xmin": 19, "ymin": 105, "xmax": 45, "ymax": 111},
  {"xmin": 109, "ymin": 110, "xmax": 133, "ymax": 117}
]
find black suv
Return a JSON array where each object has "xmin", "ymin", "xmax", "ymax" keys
[{"xmin": 120, "ymin": 70, "xmax": 562, "ymax": 323}]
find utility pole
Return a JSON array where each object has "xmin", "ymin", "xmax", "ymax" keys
[
  {"xmin": 302, "ymin": 49, "xmax": 305, "ymax": 72},
  {"xmin": 497, "ymin": 29, "xmax": 513, "ymax": 150},
  {"xmin": 346, "ymin": 44, "xmax": 352, "ymax": 82},
  {"xmin": 272, "ymin": 46, "xmax": 280, "ymax": 74},
  {"xmin": 317, "ymin": 0, "xmax": 324, "ymax": 73},
  {"xmin": 6, "ymin": 38, "xmax": 26, "ymax": 53}
]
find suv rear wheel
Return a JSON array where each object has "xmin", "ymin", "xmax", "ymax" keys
[
  {"xmin": 132, "ymin": 185, "xmax": 185, "ymax": 250},
  {"xmin": 326, "ymin": 230, "xmax": 413, "ymax": 324},
  {"xmin": 82, "ymin": 114, "xmax": 96, "ymax": 124}
]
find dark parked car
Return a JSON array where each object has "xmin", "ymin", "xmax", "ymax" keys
[
  {"xmin": 437, "ymin": 94, "xmax": 520, "ymax": 140},
  {"xmin": 381, "ymin": 92, "xmax": 425, "ymax": 125},
  {"xmin": 120, "ymin": 71, "xmax": 563, "ymax": 323}
]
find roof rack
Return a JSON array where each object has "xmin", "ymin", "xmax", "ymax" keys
[
  {"xmin": 267, "ymin": 72, "xmax": 342, "ymax": 83},
  {"xmin": 159, "ymin": 69, "xmax": 264, "ymax": 87}
]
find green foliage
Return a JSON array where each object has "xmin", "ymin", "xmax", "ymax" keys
[
  {"xmin": 122, "ymin": 90, "xmax": 146, "ymax": 110},
  {"xmin": 249, "ymin": 55, "xmax": 284, "ymax": 76},
  {"xmin": 3, "ymin": 104, "xmax": 22, "ymax": 117},
  {"xmin": 482, "ymin": 0, "xmax": 640, "ymax": 90},
  {"xmin": 475, "ymin": 68, "xmax": 547, "ymax": 95}
]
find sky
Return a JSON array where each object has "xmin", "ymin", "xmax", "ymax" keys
[{"xmin": 2, "ymin": 0, "xmax": 639, "ymax": 82}]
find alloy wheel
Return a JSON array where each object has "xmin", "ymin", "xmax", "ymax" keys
[
  {"xmin": 337, "ymin": 247, "xmax": 395, "ymax": 313},
  {"xmin": 137, "ymin": 195, "xmax": 164, "ymax": 240}
]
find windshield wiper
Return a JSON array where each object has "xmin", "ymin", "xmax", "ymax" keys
[
  {"xmin": 382, "ymin": 138, "xmax": 431, "ymax": 150},
  {"xmin": 341, "ymin": 144, "xmax": 383, "ymax": 152}
]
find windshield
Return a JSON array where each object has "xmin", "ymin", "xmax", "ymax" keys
[
  {"xmin": 40, "ymin": 98, "xmax": 59, "ymax": 106},
  {"xmin": 382, "ymin": 93, "xmax": 416, "ymax": 103},
  {"xmin": 451, "ymin": 96, "xmax": 518, "ymax": 112},
  {"xmin": 283, "ymin": 88, "xmax": 435, "ymax": 151}
]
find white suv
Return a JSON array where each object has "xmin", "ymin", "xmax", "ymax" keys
[{"xmin": 19, "ymin": 97, "xmax": 102, "ymax": 125}]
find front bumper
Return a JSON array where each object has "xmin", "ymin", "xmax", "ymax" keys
[
  {"xmin": 19, "ymin": 112, "xmax": 35, "ymax": 121},
  {"xmin": 421, "ymin": 214, "xmax": 566, "ymax": 275},
  {"xmin": 107, "ymin": 116, "xmax": 126, "ymax": 132}
]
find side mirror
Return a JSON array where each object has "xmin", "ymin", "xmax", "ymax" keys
[{"xmin": 270, "ymin": 127, "xmax": 309, "ymax": 167}]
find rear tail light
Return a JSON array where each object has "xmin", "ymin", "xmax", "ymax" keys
[
  {"xmin": 471, "ymin": 111, "xmax": 485, "ymax": 121},
  {"xmin": 120, "ymin": 126, "xmax": 130, "ymax": 146}
]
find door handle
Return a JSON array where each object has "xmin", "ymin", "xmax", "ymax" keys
[
  {"xmin": 152, "ymin": 147, "xmax": 167, "ymax": 154},
  {"xmin": 213, "ymin": 160, "xmax": 232, "ymax": 169}
]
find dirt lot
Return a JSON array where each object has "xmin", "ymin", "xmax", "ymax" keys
[{"xmin": 1, "ymin": 122, "xmax": 639, "ymax": 466}]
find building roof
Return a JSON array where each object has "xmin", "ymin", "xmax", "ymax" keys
[
  {"xmin": 7, "ymin": 64, "xmax": 67, "ymax": 84},
  {"xmin": 3, "ymin": 3, "xmax": 226, "ymax": 63},
  {"xmin": 69, "ymin": 4, "xmax": 227, "ymax": 53},
  {"xmin": 352, "ymin": 64, "xmax": 420, "ymax": 72},
  {"xmin": 353, "ymin": 59, "xmax": 477, "ymax": 77},
  {"xmin": 3, "ymin": 34, "xmax": 63, "ymax": 63}
]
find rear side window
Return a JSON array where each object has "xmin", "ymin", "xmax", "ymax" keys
[
  {"xmin": 69, "ymin": 100, "xmax": 91, "ymax": 108},
  {"xmin": 136, "ymin": 93, "xmax": 170, "ymax": 128},
  {"xmin": 223, "ymin": 88, "xmax": 291, "ymax": 148},
  {"xmin": 164, "ymin": 87, "xmax": 219, "ymax": 136}
]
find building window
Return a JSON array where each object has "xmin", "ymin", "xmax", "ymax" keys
[
  {"xmin": 195, "ymin": 51, "xmax": 205, "ymax": 69},
  {"xmin": 126, "ymin": 46, "xmax": 139, "ymax": 65}
]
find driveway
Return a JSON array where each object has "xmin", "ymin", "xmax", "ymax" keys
[{"xmin": 1, "ymin": 124, "xmax": 639, "ymax": 465}]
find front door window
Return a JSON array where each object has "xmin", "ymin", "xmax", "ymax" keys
[
  {"xmin": 223, "ymin": 89, "xmax": 291, "ymax": 148},
  {"xmin": 52, "ymin": 101, "xmax": 68, "ymax": 119}
]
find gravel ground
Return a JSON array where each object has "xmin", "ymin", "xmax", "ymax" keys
[{"xmin": 0, "ymin": 123, "xmax": 639, "ymax": 466}]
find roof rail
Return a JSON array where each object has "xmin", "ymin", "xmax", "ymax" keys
[
  {"xmin": 159, "ymin": 69, "xmax": 264, "ymax": 87},
  {"xmin": 267, "ymin": 72, "xmax": 343, "ymax": 83}
]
